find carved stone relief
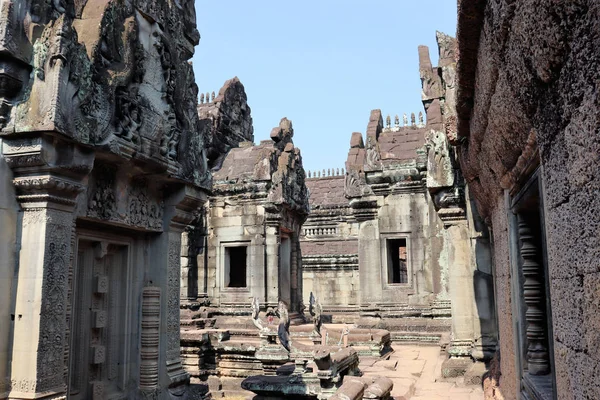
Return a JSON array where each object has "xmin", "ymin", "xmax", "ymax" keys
[
  {"xmin": 365, "ymin": 136, "xmax": 382, "ymax": 171},
  {"xmin": 127, "ymin": 180, "xmax": 164, "ymax": 231}
]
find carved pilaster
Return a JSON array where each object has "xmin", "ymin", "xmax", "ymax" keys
[
  {"xmin": 518, "ymin": 218, "xmax": 550, "ymax": 375},
  {"xmin": 2, "ymin": 134, "xmax": 91, "ymax": 399},
  {"xmin": 8, "ymin": 185, "xmax": 83, "ymax": 398},
  {"xmin": 166, "ymin": 229, "xmax": 185, "ymax": 385},
  {"xmin": 165, "ymin": 185, "xmax": 205, "ymax": 386},
  {"xmin": 140, "ymin": 287, "xmax": 161, "ymax": 393}
]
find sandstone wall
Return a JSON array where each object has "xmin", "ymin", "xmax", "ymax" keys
[
  {"xmin": 300, "ymin": 175, "xmax": 360, "ymax": 308},
  {"xmin": 456, "ymin": 1, "xmax": 600, "ymax": 398},
  {"xmin": 206, "ymin": 201, "xmax": 267, "ymax": 306},
  {"xmin": 359, "ymin": 192, "xmax": 433, "ymax": 305},
  {"xmin": 303, "ymin": 269, "xmax": 359, "ymax": 307},
  {"xmin": 0, "ymin": 142, "xmax": 18, "ymax": 397},
  {"xmin": 205, "ymin": 119, "xmax": 309, "ymax": 311}
]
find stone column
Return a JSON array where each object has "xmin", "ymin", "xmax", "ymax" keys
[
  {"xmin": 165, "ymin": 185, "xmax": 205, "ymax": 387},
  {"xmin": 3, "ymin": 136, "xmax": 92, "ymax": 399},
  {"xmin": 180, "ymin": 231, "xmax": 195, "ymax": 301},
  {"xmin": 290, "ymin": 235, "xmax": 301, "ymax": 311},
  {"xmin": 350, "ymin": 198, "xmax": 381, "ymax": 307},
  {"xmin": 11, "ymin": 203, "xmax": 77, "ymax": 398},
  {"xmin": 196, "ymin": 233, "xmax": 209, "ymax": 304},
  {"xmin": 0, "ymin": 143, "xmax": 17, "ymax": 399},
  {"xmin": 265, "ymin": 208, "xmax": 281, "ymax": 308},
  {"xmin": 439, "ymin": 209, "xmax": 477, "ymax": 377}
]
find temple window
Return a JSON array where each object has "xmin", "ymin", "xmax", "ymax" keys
[
  {"xmin": 509, "ymin": 170, "xmax": 555, "ymax": 399},
  {"xmin": 386, "ymin": 238, "xmax": 408, "ymax": 284},
  {"xmin": 224, "ymin": 246, "xmax": 248, "ymax": 288}
]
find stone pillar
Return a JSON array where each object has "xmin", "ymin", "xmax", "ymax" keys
[
  {"xmin": 466, "ymin": 190, "xmax": 497, "ymax": 362},
  {"xmin": 290, "ymin": 235, "xmax": 302, "ymax": 311},
  {"xmin": 11, "ymin": 204, "xmax": 76, "ymax": 398},
  {"xmin": 264, "ymin": 205, "xmax": 282, "ymax": 307},
  {"xmin": 196, "ymin": 233, "xmax": 209, "ymax": 304},
  {"xmin": 439, "ymin": 209, "xmax": 477, "ymax": 377},
  {"xmin": 3, "ymin": 136, "xmax": 92, "ymax": 399},
  {"xmin": 0, "ymin": 142, "xmax": 17, "ymax": 399},
  {"xmin": 265, "ymin": 224, "xmax": 280, "ymax": 308},
  {"xmin": 164, "ymin": 185, "xmax": 205, "ymax": 387},
  {"xmin": 350, "ymin": 198, "xmax": 381, "ymax": 307},
  {"xmin": 180, "ymin": 231, "xmax": 195, "ymax": 301}
]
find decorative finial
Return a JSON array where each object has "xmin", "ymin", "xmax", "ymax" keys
[
  {"xmin": 394, "ymin": 114, "xmax": 400, "ymax": 127},
  {"xmin": 419, "ymin": 111, "xmax": 424, "ymax": 127},
  {"xmin": 308, "ymin": 171, "xmax": 311, "ymax": 178},
  {"xmin": 322, "ymin": 169, "xmax": 326, "ymax": 177},
  {"xmin": 386, "ymin": 114, "xmax": 391, "ymax": 129},
  {"xmin": 342, "ymin": 168, "xmax": 345, "ymax": 175},
  {"xmin": 336, "ymin": 168, "xmax": 340, "ymax": 175},
  {"xmin": 211, "ymin": 91, "xmax": 216, "ymax": 102},
  {"xmin": 327, "ymin": 168, "xmax": 330, "ymax": 176},
  {"xmin": 403, "ymin": 113, "xmax": 408, "ymax": 127},
  {"xmin": 200, "ymin": 93, "xmax": 205, "ymax": 104},
  {"xmin": 206, "ymin": 92, "xmax": 210, "ymax": 103},
  {"xmin": 411, "ymin": 113, "xmax": 416, "ymax": 126},
  {"xmin": 317, "ymin": 171, "xmax": 321, "ymax": 177}
]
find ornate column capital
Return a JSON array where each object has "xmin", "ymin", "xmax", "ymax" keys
[
  {"xmin": 2, "ymin": 134, "xmax": 94, "ymax": 208},
  {"xmin": 163, "ymin": 184, "xmax": 207, "ymax": 387},
  {"xmin": 349, "ymin": 197, "xmax": 379, "ymax": 222},
  {"xmin": 437, "ymin": 207, "xmax": 467, "ymax": 227},
  {"xmin": 166, "ymin": 184, "xmax": 207, "ymax": 231}
]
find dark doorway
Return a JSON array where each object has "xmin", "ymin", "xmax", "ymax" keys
[
  {"xmin": 226, "ymin": 246, "xmax": 247, "ymax": 287},
  {"xmin": 387, "ymin": 238, "xmax": 408, "ymax": 284}
]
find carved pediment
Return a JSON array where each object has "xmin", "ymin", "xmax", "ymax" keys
[{"xmin": 1, "ymin": 0, "xmax": 210, "ymax": 188}]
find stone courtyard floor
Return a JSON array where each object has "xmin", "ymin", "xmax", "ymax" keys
[
  {"xmin": 360, "ymin": 345, "xmax": 483, "ymax": 400},
  {"xmin": 214, "ymin": 344, "xmax": 485, "ymax": 400}
]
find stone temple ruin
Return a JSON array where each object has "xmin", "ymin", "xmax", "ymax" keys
[
  {"xmin": 1, "ymin": 1, "xmax": 599, "ymax": 400},
  {"xmin": 176, "ymin": 33, "xmax": 496, "ymax": 398}
]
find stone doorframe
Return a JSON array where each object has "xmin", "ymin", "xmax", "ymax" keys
[{"xmin": 1, "ymin": 133, "xmax": 207, "ymax": 398}]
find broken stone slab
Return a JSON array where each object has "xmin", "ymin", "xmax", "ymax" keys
[
  {"xmin": 363, "ymin": 377, "xmax": 394, "ymax": 399},
  {"xmin": 329, "ymin": 379, "xmax": 367, "ymax": 400},
  {"xmin": 241, "ymin": 373, "xmax": 321, "ymax": 398}
]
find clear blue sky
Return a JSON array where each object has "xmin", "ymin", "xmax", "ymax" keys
[{"xmin": 192, "ymin": 1, "xmax": 457, "ymax": 173}]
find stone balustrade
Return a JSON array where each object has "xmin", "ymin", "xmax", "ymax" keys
[{"xmin": 306, "ymin": 168, "xmax": 345, "ymax": 179}]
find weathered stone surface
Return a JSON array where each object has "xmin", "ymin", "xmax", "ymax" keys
[
  {"xmin": 187, "ymin": 116, "xmax": 308, "ymax": 312},
  {"xmin": 1, "ymin": 0, "xmax": 210, "ymax": 188},
  {"xmin": 455, "ymin": 0, "xmax": 600, "ymax": 398},
  {"xmin": 0, "ymin": 1, "xmax": 209, "ymax": 398},
  {"xmin": 199, "ymin": 77, "xmax": 254, "ymax": 171}
]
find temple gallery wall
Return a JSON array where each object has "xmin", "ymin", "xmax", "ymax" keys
[{"xmin": 0, "ymin": 1, "xmax": 598, "ymax": 400}]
